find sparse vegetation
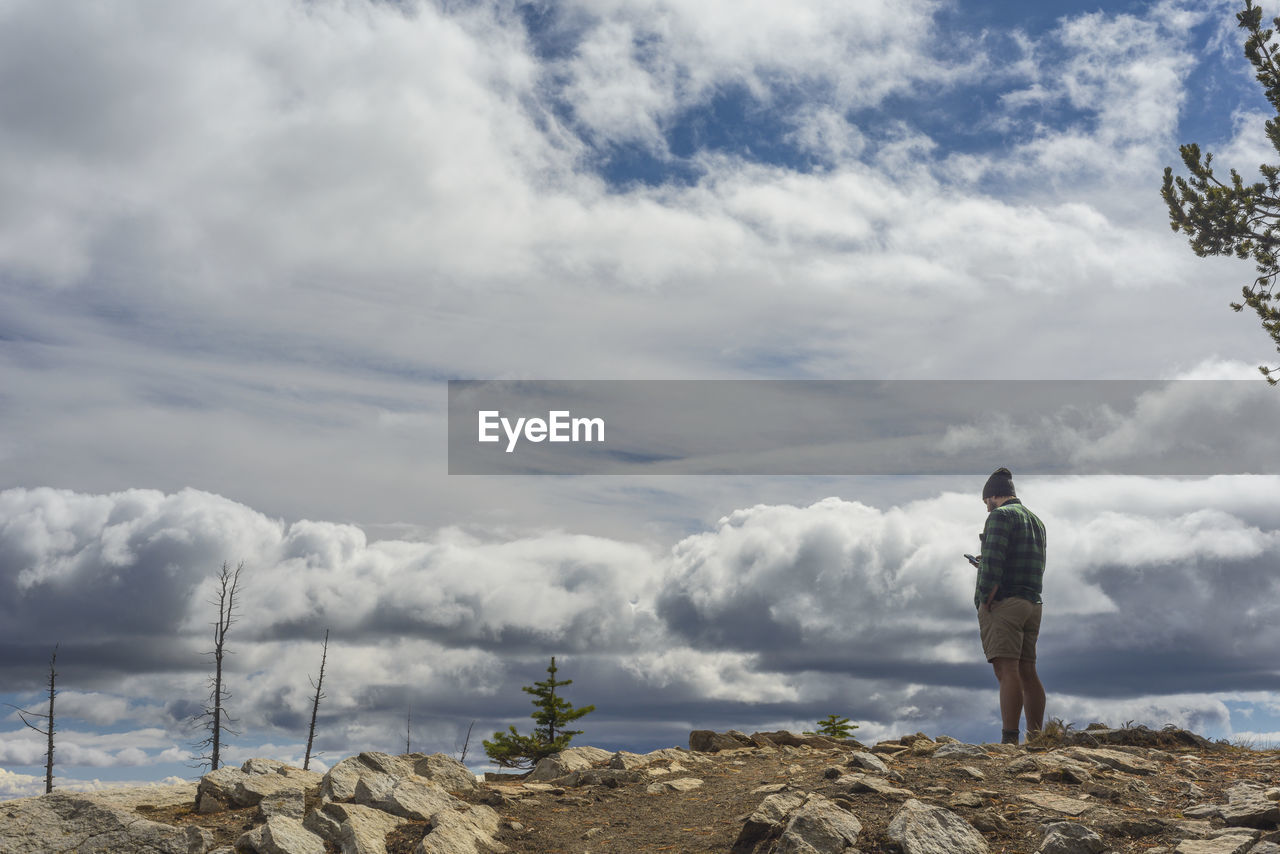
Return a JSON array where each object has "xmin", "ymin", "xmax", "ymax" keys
[
  {"xmin": 804, "ymin": 714, "xmax": 859, "ymax": 740},
  {"xmin": 483, "ymin": 656, "xmax": 595, "ymax": 770}
]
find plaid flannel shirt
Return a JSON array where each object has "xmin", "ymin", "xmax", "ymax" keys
[{"xmin": 975, "ymin": 498, "xmax": 1046, "ymax": 609}]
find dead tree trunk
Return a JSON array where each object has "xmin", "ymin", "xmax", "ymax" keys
[
  {"xmin": 10, "ymin": 645, "xmax": 58, "ymax": 793},
  {"xmin": 195, "ymin": 561, "xmax": 242, "ymax": 771},
  {"xmin": 303, "ymin": 629, "xmax": 329, "ymax": 771}
]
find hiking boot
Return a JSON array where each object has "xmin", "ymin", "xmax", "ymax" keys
[{"xmin": 1001, "ymin": 729, "xmax": 1019, "ymax": 745}]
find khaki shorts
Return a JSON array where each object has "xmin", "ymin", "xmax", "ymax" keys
[{"xmin": 978, "ymin": 597, "xmax": 1042, "ymax": 662}]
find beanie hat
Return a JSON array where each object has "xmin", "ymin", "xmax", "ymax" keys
[{"xmin": 982, "ymin": 467, "xmax": 1016, "ymax": 500}]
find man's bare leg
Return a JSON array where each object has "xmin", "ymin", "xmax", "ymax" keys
[
  {"xmin": 991, "ymin": 658, "xmax": 1024, "ymax": 737},
  {"xmin": 1019, "ymin": 660, "xmax": 1045, "ymax": 735}
]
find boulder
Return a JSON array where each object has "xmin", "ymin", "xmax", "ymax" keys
[
  {"xmin": 646, "ymin": 778, "xmax": 704, "ymax": 794},
  {"xmin": 415, "ymin": 803, "xmax": 508, "ymax": 854},
  {"xmin": 199, "ymin": 760, "xmax": 323, "ymax": 812},
  {"xmin": 410, "ymin": 754, "xmax": 480, "ymax": 792},
  {"xmin": 303, "ymin": 801, "xmax": 409, "ymax": 852},
  {"xmin": 886, "ymin": 799, "xmax": 989, "ymax": 854},
  {"xmin": 525, "ymin": 746, "xmax": 614, "ymax": 782},
  {"xmin": 845, "ymin": 752, "xmax": 890, "ymax": 774},
  {"xmin": 732, "ymin": 790, "xmax": 809, "ymax": 854},
  {"xmin": 690, "ymin": 730, "xmax": 754, "ymax": 753},
  {"xmin": 776, "ymin": 794, "xmax": 862, "ymax": 854},
  {"xmin": 0, "ymin": 791, "xmax": 210, "ymax": 854},
  {"xmin": 1221, "ymin": 784, "xmax": 1280, "ymax": 828},
  {"xmin": 236, "ymin": 815, "xmax": 327, "ymax": 854},
  {"xmin": 1036, "ymin": 821, "xmax": 1106, "ymax": 854}
]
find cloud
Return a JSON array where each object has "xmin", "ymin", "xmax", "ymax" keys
[{"xmin": 2, "ymin": 477, "xmax": 1278, "ymax": 760}]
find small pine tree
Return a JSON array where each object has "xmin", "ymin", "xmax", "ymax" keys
[
  {"xmin": 805, "ymin": 714, "xmax": 859, "ymax": 740},
  {"xmin": 484, "ymin": 656, "xmax": 595, "ymax": 770}
]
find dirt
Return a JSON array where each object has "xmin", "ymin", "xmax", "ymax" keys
[
  {"xmin": 130, "ymin": 734, "xmax": 1280, "ymax": 854},
  {"xmin": 460, "ymin": 740, "xmax": 1280, "ymax": 854}
]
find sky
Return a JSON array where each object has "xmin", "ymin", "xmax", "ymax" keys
[{"xmin": 3, "ymin": 0, "xmax": 1280, "ymax": 798}]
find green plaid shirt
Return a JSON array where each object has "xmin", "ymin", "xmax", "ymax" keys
[{"xmin": 975, "ymin": 498, "xmax": 1046, "ymax": 609}]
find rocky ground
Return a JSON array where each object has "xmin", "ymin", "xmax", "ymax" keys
[{"xmin": 0, "ymin": 726, "xmax": 1277, "ymax": 854}]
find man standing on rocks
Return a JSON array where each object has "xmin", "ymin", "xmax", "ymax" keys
[{"xmin": 975, "ymin": 467, "xmax": 1047, "ymax": 745}]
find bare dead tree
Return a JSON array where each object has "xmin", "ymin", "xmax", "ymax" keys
[
  {"xmin": 303, "ymin": 629, "xmax": 329, "ymax": 771},
  {"xmin": 405, "ymin": 706, "xmax": 412, "ymax": 754},
  {"xmin": 7, "ymin": 645, "xmax": 58, "ymax": 793},
  {"xmin": 193, "ymin": 561, "xmax": 243, "ymax": 771},
  {"xmin": 458, "ymin": 720, "xmax": 476, "ymax": 765}
]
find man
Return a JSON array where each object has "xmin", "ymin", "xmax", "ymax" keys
[{"xmin": 975, "ymin": 467, "xmax": 1046, "ymax": 745}]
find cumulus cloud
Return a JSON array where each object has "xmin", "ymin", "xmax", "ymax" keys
[{"xmin": 2, "ymin": 478, "xmax": 1278, "ymax": 768}]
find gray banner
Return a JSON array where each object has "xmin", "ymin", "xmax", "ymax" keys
[{"xmin": 447, "ymin": 380, "xmax": 1280, "ymax": 475}]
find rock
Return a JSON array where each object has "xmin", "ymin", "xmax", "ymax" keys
[
  {"xmin": 416, "ymin": 803, "xmax": 508, "ymax": 854},
  {"xmin": 909, "ymin": 739, "xmax": 940, "ymax": 757},
  {"xmin": 732, "ymin": 790, "xmax": 809, "ymax": 854},
  {"xmin": 750, "ymin": 731, "xmax": 851, "ymax": 751},
  {"xmin": 1062, "ymin": 747, "xmax": 1160, "ymax": 776},
  {"xmin": 776, "ymin": 794, "xmax": 862, "ymax": 854},
  {"xmin": 551, "ymin": 768, "xmax": 645, "ymax": 788},
  {"xmin": 887, "ymin": 799, "xmax": 989, "ymax": 854},
  {"xmin": 411, "ymin": 753, "xmax": 480, "ymax": 792},
  {"xmin": 1036, "ymin": 821, "xmax": 1106, "ymax": 854},
  {"xmin": 933, "ymin": 743, "xmax": 992, "ymax": 761},
  {"xmin": 1221, "ymin": 784, "xmax": 1280, "ymax": 828},
  {"xmin": 372, "ymin": 778, "xmax": 461, "ymax": 821},
  {"xmin": 1174, "ymin": 832, "xmax": 1262, "ymax": 854},
  {"xmin": 608, "ymin": 751, "xmax": 649, "ymax": 770},
  {"xmin": 259, "ymin": 788, "xmax": 306, "ymax": 820},
  {"xmin": 0, "ymin": 791, "xmax": 211, "ymax": 854},
  {"xmin": 845, "ymin": 752, "xmax": 890, "ymax": 774},
  {"xmin": 237, "ymin": 815, "xmax": 328, "ymax": 854},
  {"xmin": 840, "ymin": 773, "xmax": 914, "ymax": 799},
  {"xmin": 526, "ymin": 746, "xmax": 614, "ymax": 781},
  {"xmin": 951, "ymin": 792, "xmax": 985, "ymax": 808},
  {"xmin": 1019, "ymin": 791, "xmax": 1095, "ymax": 816},
  {"xmin": 691, "ymin": 730, "xmax": 755, "ymax": 753},
  {"xmin": 646, "ymin": 777, "xmax": 704, "ymax": 794},
  {"xmin": 322, "ymin": 754, "xmax": 406, "ymax": 803}
]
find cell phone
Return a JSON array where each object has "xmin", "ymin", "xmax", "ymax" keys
[{"xmin": 964, "ymin": 553, "xmax": 980, "ymax": 567}]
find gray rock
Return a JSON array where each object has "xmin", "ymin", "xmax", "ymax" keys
[
  {"xmin": 372, "ymin": 778, "xmax": 460, "ymax": 822},
  {"xmin": 839, "ymin": 773, "xmax": 913, "ymax": 798},
  {"xmin": 551, "ymin": 768, "xmax": 645, "ymax": 788},
  {"xmin": 410, "ymin": 753, "xmax": 479, "ymax": 792},
  {"xmin": 887, "ymin": 799, "xmax": 989, "ymax": 854},
  {"xmin": 0, "ymin": 791, "xmax": 211, "ymax": 854},
  {"xmin": 200, "ymin": 759, "xmax": 323, "ymax": 811},
  {"xmin": 1174, "ymin": 832, "xmax": 1261, "ymax": 854},
  {"xmin": 645, "ymin": 777, "xmax": 704, "ymax": 794},
  {"xmin": 259, "ymin": 788, "xmax": 306, "ymax": 820},
  {"xmin": 690, "ymin": 730, "xmax": 754, "ymax": 753},
  {"xmin": 303, "ymin": 801, "xmax": 409, "ymax": 853},
  {"xmin": 608, "ymin": 750, "xmax": 649, "ymax": 770},
  {"xmin": 1062, "ymin": 747, "xmax": 1159, "ymax": 776},
  {"xmin": 846, "ymin": 751, "xmax": 890, "ymax": 774},
  {"xmin": 322, "ymin": 754, "xmax": 406, "ymax": 803},
  {"xmin": 1037, "ymin": 822, "xmax": 1106, "ymax": 854},
  {"xmin": 1221, "ymin": 784, "xmax": 1280, "ymax": 828},
  {"xmin": 933, "ymin": 743, "xmax": 992, "ymax": 761},
  {"xmin": 732, "ymin": 790, "xmax": 810, "ymax": 854},
  {"xmin": 776, "ymin": 794, "xmax": 862, "ymax": 854},
  {"xmin": 525, "ymin": 746, "xmax": 614, "ymax": 781},
  {"xmin": 237, "ymin": 815, "xmax": 327, "ymax": 854},
  {"xmin": 1019, "ymin": 791, "xmax": 1094, "ymax": 816},
  {"xmin": 415, "ymin": 803, "xmax": 508, "ymax": 854}
]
